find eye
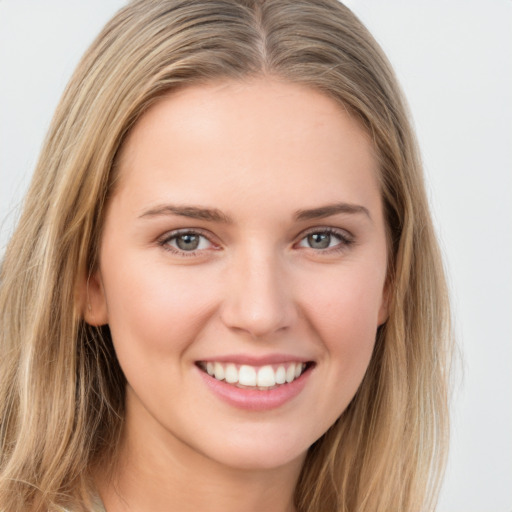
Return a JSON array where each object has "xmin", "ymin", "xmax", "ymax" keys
[
  {"xmin": 297, "ymin": 228, "xmax": 354, "ymax": 252},
  {"xmin": 159, "ymin": 230, "xmax": 217, "ymax": 255}
]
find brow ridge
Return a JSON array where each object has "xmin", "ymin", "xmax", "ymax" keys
[
  {"xmin": 139, "ymin": 204, "xmax": 232, "ymax": 223},
  {"xmin": 139, "ymin": 201, "xmax": 370, "ymax": 224},
  {"xmin": 294, "ymin": 202, "xmax": 371, "ymax": 221}
]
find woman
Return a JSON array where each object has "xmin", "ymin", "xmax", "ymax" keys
[{"xmin": 0, "ymin": 1, "xmax": 452, "ymax": 511}]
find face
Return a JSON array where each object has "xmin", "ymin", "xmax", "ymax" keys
[{"xmin": 86, "ymin": 78, "xmax": 389, "ymax": 471}]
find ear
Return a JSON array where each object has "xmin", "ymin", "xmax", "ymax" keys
[
  {"xmin": 80, "ymin": 270, "xmax": 109, "ymax": 326},
  {"xmin": 377, "ymin": 279, "xmax": 391, "ymax": 326}
]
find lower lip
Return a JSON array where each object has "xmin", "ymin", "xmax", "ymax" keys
[{"xmin": 197, "ymin": 366, "xmax": 312, "ymax": 411}]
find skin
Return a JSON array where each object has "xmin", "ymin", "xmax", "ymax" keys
[{"xmin": 85, "ymin": 78, "xmax": 389, "ymax": 512}]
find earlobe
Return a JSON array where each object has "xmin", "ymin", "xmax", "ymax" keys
[
  {"xmin": 81, "ymin": 270, "xmax": 109, "ymax": 326},
  {"xmin": 377, "ymin": 281, "xmax": 391, "ymax": 326}
]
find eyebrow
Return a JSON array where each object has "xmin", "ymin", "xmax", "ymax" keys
[
  {"xmin": 139, "ymin": 204, "xmax": 233, "ymax": 223},
  {"xmin": 139, "ymin": 201, "xmax": 371, "ymax": 223},
  {"xmin": 294, "ymin": 202, "xmax": 371, "ymax": 222}
]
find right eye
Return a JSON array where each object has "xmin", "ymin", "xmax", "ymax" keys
[{"xmin": 158, "ymin": 230, "xmax": 217, "ymax": 256}]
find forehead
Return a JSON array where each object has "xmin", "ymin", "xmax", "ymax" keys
[{"xmin": 114, "ymin": 78, "xmax": 381, "ymax": 217}]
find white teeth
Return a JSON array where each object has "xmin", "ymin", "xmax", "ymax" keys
[
  {"xmin": 214, "ymin": 362, "xmax": 225, "ymax": 381},
  {"xmin": 202, "ymin": 361, "xmax": 308, "ymax": 388},
  {"xmin": 239, "ymin": 365, "xmax": 257, "ymax": 386},
  {"xmin": 285, "ymin": 364, "xmax": 296, "ymax": 383},
  {"xmin": 257, "ymin": 365, "xmax": 276, "ymax": 387},
  {"xmin": 275, "ymin": 365, "xmax": 286, "ymax": 384},
  {"xmin": 225, "ymin": 363, "xmax": 238, "ymax": 384}
]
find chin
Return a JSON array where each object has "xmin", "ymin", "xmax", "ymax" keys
[{"xmin": 193, "ymin": 424, "xmax": 314, "ymax": 472}]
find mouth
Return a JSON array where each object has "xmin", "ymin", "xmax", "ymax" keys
[{"xmin": 196, "ymin": 360, "xmax": 315, "ymax": 391}]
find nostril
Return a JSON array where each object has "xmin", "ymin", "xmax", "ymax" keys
[{"xmin": 219, "ymin": 296, "xmax": 296, "ymax": 338}]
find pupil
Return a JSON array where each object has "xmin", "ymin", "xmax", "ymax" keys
[
  {"xmin": 177, "ymin": 234, "xmax": 199, "ymax": 251},
  {"xmin": 308, "ymin": 233, "xmax": 330, "ymax": 249}
]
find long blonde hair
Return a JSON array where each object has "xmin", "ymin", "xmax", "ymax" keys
[{"xmin": 0, "ymin": 1, "xmax": 452, "ymax": 510}]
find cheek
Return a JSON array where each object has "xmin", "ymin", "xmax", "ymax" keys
[
  {"xmin": 100, "ymin": 253, "xmax": 221, "ymax": 358},
  {"xmin": 299, "ymin": 266, "xmax": 384, "ymax": 374},
  {"xmin": 303, "ymin": 260, "xmax": 384, "ymax": 321}
]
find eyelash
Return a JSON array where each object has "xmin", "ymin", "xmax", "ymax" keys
[
  {"xmin": 157, "ymin": 227, "xmax": 355, "ymax": 257},
  {"xmin": 297, "ymin": 227, "xmax": 355, "ymax": 254},
  {"xmin": 157, "ymin": 228, "xmax": 218, "ymax": 257}
]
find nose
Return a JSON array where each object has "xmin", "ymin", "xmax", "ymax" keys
[{"xmin": 219, "ymin": 249, "xmax": 297, "ymax": 338}]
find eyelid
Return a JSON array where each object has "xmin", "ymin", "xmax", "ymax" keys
[
  {"xmin": 156, "ymin": 226, "xmax": 355, "ymax": 257},
  {"xmin": 299, "ymin": 225, "xmax": 354, "ymax": 239},
  {"xmin": 295, "ymin": 226, "xmax": 355, "ymax": 252},
  {"xmin": 157, "ymin": 228, "xmax": 221, "ymax": 256}
]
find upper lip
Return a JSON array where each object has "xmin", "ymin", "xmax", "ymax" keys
[{"xmin": 196, "ymin": 354, "xmax": 314, "ymax": 365}]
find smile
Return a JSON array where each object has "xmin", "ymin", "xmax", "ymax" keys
[{"xmin": 196, "ymin": 361, "xmax": 311, "ymax": 390}]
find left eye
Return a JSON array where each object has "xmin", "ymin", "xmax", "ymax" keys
[
  {"xmin": 163, "ymin": 232, "xmax": 213, "ymax": 252},
  {"xmin": 297, "ymin": 230, "xmax": 348, "ymax": 250}
]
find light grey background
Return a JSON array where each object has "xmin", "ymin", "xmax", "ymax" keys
[{"xmin": 1, "ymin": 1, "xmax": 511, "ymax": 511}]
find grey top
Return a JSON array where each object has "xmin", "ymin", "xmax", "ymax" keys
[
  {"xmin": 93, "ymin": 495, "xmax": 106, "ymax": 512},
  {"xmin": 63, "ymin": 493, "xmax": 105, "ymax": 512}
]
